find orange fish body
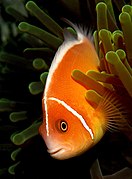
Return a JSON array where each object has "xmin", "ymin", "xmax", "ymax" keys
[{"xmin": 39, "ymin": 24, "xmax": 126, "ymax": 160}]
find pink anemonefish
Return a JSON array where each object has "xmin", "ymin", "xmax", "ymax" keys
[{"xmin": 39, "ymin": 22, "xmax": 127, "ymax": 160}]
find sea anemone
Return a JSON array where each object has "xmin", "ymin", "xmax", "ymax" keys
[
  {"xmin": 72, "ymin": 0, "xmax": 132, "ymax": 178},
  {"xmin": 0, "ymin": 0, "xmax": 132, "ymax": 178}
]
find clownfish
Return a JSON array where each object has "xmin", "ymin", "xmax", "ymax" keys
[{"xmin": 39, "ymin": 22, "xmax": 127, "ymax": 160}]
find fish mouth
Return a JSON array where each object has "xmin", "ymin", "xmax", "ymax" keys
[{"xmin": 48, "ymin": 148, "xmax": 64, "ymax": 158}]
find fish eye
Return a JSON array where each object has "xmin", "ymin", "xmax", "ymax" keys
[{"xmin": 60, "ymin": 120, "xmax": 68, "ymax": 132}]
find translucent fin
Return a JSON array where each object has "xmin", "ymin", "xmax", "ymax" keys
[
  {"xmin": 96, "ymin": 91, "xmax": 128, "ymax": 132},
  {"xmin": 90, "ymin": 159, "xmax": 103, "ymax": 179},
  {"xmin": 62, "ymin": 18, "xmax": 93, "ymax": 42},
  {"xmin": 103, "ymin": 167, "xmax": 132, "ymax": 179},
  {"xmin": 90, "ymin": 159, "xmax": 132, "ymax": 179}
]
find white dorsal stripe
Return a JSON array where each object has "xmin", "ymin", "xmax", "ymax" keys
[
  {"xmin": 44, "ymin": 96, "xmax": 49, "ymax": 136},
  {"xmin": 44, "ymin": 38, "xmax": 82, "ymax": 98},
  {"xmin": 48, "ymin": 97, "xmax": 94, "ymax": 139}
]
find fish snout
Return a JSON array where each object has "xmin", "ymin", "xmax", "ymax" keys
[{"xmin": 47, "ymin": 143, "xmax": 73, "ymax": 160}]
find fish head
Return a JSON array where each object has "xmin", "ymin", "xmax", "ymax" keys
[{"xmin": 39, "ymin": 97, "xmax": 94, "ymax": 160}]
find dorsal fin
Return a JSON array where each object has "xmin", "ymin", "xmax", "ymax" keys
[{"xmin": 62, "ymin": 18, "xmax": 93, "ymax": 42}]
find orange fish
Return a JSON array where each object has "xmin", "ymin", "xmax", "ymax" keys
[{"xmin": 39, "ymin": 22, "xmax": 126, "ymax": 160}]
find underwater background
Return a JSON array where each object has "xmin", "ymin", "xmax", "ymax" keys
[{"xmin": 0, "ymin": 0, "xmax": 132, "ymax": 178}]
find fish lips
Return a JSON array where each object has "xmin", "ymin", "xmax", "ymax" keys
[{"xmin": 48, "ymin": 148, "xmax": 65, "ymax": 159}]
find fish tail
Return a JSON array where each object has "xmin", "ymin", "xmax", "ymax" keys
[{"xmin": 96, "ymin": 90, "xmax": 129, "ymax": 132}]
